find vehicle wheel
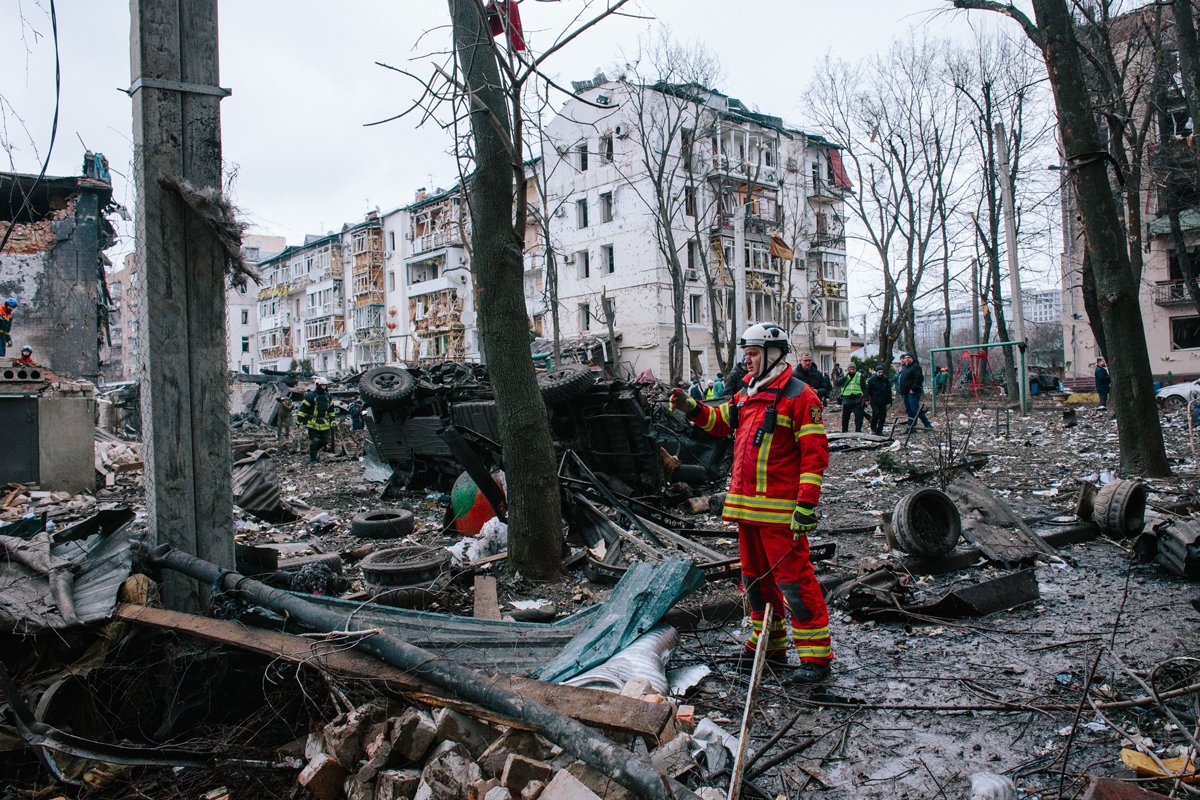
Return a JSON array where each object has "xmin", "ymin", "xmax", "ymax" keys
[
  {"xmin": 350, "ymin": 508, "xmax": 415, "ymax": 539},
  {"xmin": 538, "ymin": 364, "xmax": 595, "ymax": 405},
  {"xmin": 1164, "ymin": 395, "xmax": 1187, "ymax": 411},
  {"xmin": 1091, "ymin": 479, "xmax": 1147, "ymax": 539},
  {"xmin": 360, "ymin": 366, "xmax": 415, "ymax": 410}
]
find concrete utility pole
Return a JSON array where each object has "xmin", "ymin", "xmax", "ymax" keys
[
  {"xmin": 994, "ymin": 122, "xmax": 1029, "ymax": 415},
  {"xmin": 130, "ymin": 0, "xmax": 234, "ymax": 610}
]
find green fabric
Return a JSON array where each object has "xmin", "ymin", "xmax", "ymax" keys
[
  {"xmin": 841, "ymin": 372, "xmax": 864, "ymax": 398},
  {"xmin": 539, "ymin": 559, "xmax": 703, "ymax": 684}
]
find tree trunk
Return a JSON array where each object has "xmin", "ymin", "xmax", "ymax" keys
[
  {"xmin": 449, "ymin": 0, "xmax": 563, "ymax": 577},
  {"xmin": 1079, "ymin": 250, "xmax": 1108, "ymax": 359},
  {"xmin": 1032, "ymin": 0, "xmax": 1170, "ymax": 476}
]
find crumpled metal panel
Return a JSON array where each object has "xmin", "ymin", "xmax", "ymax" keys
[
  {"xmin": 564, "ymin": 625, "xmax": 677, "ymax": 695},
  {"xmin": 0, "ymin": 507, "xmax": 135, "ymax": 632}
]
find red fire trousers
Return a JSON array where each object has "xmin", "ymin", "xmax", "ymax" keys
[{"xmin": 739, "ymin": 523, "xmax": 833, "ymax": 665}]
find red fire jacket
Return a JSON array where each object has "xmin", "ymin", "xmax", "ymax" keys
[{"xmin": 689, "ymin": 364, "xmax": 830, "ymax": 526}]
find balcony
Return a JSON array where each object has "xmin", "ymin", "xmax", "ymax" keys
[
  {"xmin": 411, "ymin": 229, "xmax": 460, "ymax": 255},
  {"xmin": 259, "ymin": 342, "xmax": 294, "ymax": 359},
  {"xmin": 259, "ymin": 312, "xmax": 291, "ymax": 331},
  {"xmin": 807, "ymin": 178, "xmax": 846, "ymax": 204},
  {"xmin": 810, "ymin": 231, "xmax": 846, "ymax": 250},
  {"xmin": 1153, "ymin": 280, "xmax": 1198, "ymax": 306},
  {"xmin": 307, "ymin": 335, "xmax": 342, "ymax": 352},
  {"xmin": 355, "ymin": 325, "xmax": 387, "ymax": 343}
]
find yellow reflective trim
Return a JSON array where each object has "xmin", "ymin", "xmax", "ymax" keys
[
  {"xmin": 792, "ymin": 627, "xmax": 830, "ymax": 639},
  {"xmin": 723, "ymin": 506, "xmax": 793, "ymax": 524},
  {"xmin": 755, "ymin": 430, "xmax": 773, "ymax": 492},
  {"xmin": 795, "ymin": 646, "xmax": 833, "ymax": 658},
  {"xmin": 796, "ymin": 424, "xmax": 825, "ymax": 437},
  {"xmin": 699, "ymin": 410, "xmax": 719, "ymax": 432},
  {"xmin": 726, "ymin": 493, "xmax": 798, "ymax": 509},
  {"xmin": 798, "ymin": 473, "xmax": 824, "ymax": 486},
  {"xmin": 775, "ymin": 414, "xmax": 793, "ymax": 428}
]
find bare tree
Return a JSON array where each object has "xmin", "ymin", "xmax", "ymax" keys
[
  {"xmin": 952, "ymin": 0, "xmax": 1170, "ymax": 477},
  {"xmin": 805, "ymin": 38, "xmax": 966, "ymax": 367},
  {"xmin": 950, "ymin": 29, "xmax": 1055, "ymax": 396},
  {"xmin": 423, "ymin": 0, "xmax": 634, "ymax": 577},
  {"xmin": 610, "ymin": 32, "xmax": 724, "ymax": 383}
]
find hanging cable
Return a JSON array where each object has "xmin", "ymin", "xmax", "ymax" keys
[{"xmin": 0, "ymin": 0, "xmax": 61, "ymax": 256}]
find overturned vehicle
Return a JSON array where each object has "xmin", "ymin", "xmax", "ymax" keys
[{"xmin": 358, "ymin": 363, "xmax": 703, "ymax": 496}]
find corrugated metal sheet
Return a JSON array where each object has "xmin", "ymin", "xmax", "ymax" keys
[{"xmin": 0, "ymin": 508, "xmax": 135, "ymax": 633}]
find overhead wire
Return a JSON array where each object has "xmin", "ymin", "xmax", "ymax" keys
[{"xmin": 0, "ymin": 0, "xmax": 60, "ymax": 257}]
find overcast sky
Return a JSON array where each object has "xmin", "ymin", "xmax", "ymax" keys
[{"xmin": 2, "ymin": 1, "xmax": 1031, "ymax": 320}]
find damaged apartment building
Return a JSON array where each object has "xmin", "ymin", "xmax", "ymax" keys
[
  {"xmin": 236, "ymin": 80, "xmax": 854, "ymax": 378},
  {"xmin": 1061, "ymin": 8, "xmax": 1200, "ymax": 382},
  {"xmin": 0, "ymin": 156, "xmax": 116, "ymax": 381},
  {"xmin": 540, "ymin": 77, "xmax": 854, "ymax": 378},
  {"xmin": 253, "ymin": 216, "xmax": 387, "ymax": 375}
]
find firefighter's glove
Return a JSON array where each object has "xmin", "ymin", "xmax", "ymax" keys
[
  {"xmin": 669, "ymin": 388, "xmax": 699, "ymax": 417},
  {"xmin": 791, "ymin": 503, "xmax": 818, "ymax": 540}
]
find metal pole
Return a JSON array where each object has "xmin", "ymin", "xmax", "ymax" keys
[{"xmin": 994, "ymin": 123, "xmax": 1029, "ymax": 415}]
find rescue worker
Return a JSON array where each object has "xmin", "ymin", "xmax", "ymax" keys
[
  {"xmin": 897, "ymin": 352, "xmax": 934, "ymax": 432},
  {"xmin": 0, "ymin": 297, "xmax": 17, "ymax": 356},
  {"xmin": 15, "ymin": 346, "xmax": 37, "ymax": 366},
  {"xmin": 1094, "ymin": 357, "xmax": 1111, "ymax": 410},
  {"xmin": 794, "ymin": 352, "xmax": 831, "ymax": 404},
  {"xmin": 837, "ymin": 363, "xmax": 867, "ymax": 433},
  {"xmin": 866, "ymin": 364, "xmax": 893, "ymax": 436},
  {"xmin": 297, "ymin": 376, "xmax": 336, "ymax": 462},
  {"xmin": 670, "ymin": 323, "xmax": 833, "ymax": 684}
]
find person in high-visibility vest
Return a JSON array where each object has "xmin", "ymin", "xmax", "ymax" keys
[
  {"xmin": 670, "ymin": 323, "xmax": 833, "ymax": 684},
  {"xmin": 837, "ymin": 363, "xmax": 867, "ymax": 433},
  {"xmin": 296, "ymin": 376, "xmax": 336, "ymax": 463}
]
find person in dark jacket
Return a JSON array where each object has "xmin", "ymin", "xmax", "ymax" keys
[
  {"xmin": 297, "ymin": 377, "xmax": 336, "ymax": 462},
  {"xmin": 866, "ymin": 364, "xmax": 893, "ymax": 435},
  {"xmin": 689, "ymin": 377, "xmax": 705, "ymax": 403},
  {"xmin": 837, "ymin": 363, "xmax": 867, "ymax": 432},
  {"xmin": 1094, "ymin": 357, "xmax": 1111, "ymax": 410},
  {"xmin": 794, "ymin": 352, "xmax": 831, "ymax": 403},
  {"xmin": 897, "ymin": 352, "xmax": 933, "ymax": 431}
]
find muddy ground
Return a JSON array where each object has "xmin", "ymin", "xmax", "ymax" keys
[{"xmin": 12, "ymin": 398, "xmax": 1200, "ymax": 799}]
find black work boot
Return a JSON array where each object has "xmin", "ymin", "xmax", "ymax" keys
[{"xmin": 788, "ymin": 661, "xmax": 831, "ymax": 684}]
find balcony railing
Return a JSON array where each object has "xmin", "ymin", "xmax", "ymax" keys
[
  {"xmin": 412, "ymin": 229, "xmax": 460, "ymax": 255},
  {"xmin": 810, "ymin": 231, "xmax": 846, "ymax": 249},
  {"xmin": 1154, "ymin": 280, "xmax": 1198, "ymax": 306},
  {"xmin": 807, "ymin": 178, "xmax": 846, "ymax": 203}
]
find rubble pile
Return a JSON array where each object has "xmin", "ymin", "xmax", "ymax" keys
[{"xmin": 1, "ymin": 380, "xmax": 1199, "ymax": 798}]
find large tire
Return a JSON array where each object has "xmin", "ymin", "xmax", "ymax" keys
[
  {"xmin": 360, "ymin": 366, "xmax": 415, "ymax": 410},
  {"xmin": 538, "ymin": 365, "xmax": 595, "ymax": 405},
  {"xmin": 1164, "ymin": 395, "xmax": 1187, "ymax": 412},
  {"xmin": 350, "ymin": 508, "xmax": 415, "ymax": 539},
  {"xmin": 1091, "ymin": 479, "xmax": 1147, "ymax": 539},
  {"xmin": 890, "ymin": 488, "xmax": 961, "ymax": 557}
]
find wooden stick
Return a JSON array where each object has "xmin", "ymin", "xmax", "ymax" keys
[{"xmin": 728, "ymin": 604, "xmax": 772, "ymax": 800}]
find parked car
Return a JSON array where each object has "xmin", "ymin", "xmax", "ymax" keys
[{"xmin": 1156, "ymin": 378, "xmax": 1200, "ymax": 411}]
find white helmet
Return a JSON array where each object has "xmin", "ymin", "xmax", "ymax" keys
[
  {"xmin": 314, "ymin": 376, "xmax": 330, "ymax": 387},
  {"xmin": 738, "ymin": 323, "xmax": 790, "ymax": 354}
]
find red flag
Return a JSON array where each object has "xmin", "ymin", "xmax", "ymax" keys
[{"xmin": 486, "ymin": 1, "xmax": 526, "ymax": 51}]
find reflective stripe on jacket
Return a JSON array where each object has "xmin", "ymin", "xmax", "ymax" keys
[
  {"xmin": 297, "ymin": 390, "xmax": 335, "ymax": 431},
  {"xmin": 689, "ymin": 365, "xmax": 830, "ymax": 525}
]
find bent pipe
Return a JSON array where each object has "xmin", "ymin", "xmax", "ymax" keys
[{"xmin": 145, "ymin": 544, "xmax": 696, "ymax": 800}]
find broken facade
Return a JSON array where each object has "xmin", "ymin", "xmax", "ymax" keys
[
  {"xmin": 254, "ymin": 215, "xmax": 386, "ymax": 376},
  {"xmin": 384, "ymin": 187, "xmax": 479, "ymax": 365},
  {"xmin": 542, "ymin": 80, "xmax": 854, "ymax": 378},
  {"xmin": 0, "ymin": 165, "xmax": 116, "ymax": 382}
]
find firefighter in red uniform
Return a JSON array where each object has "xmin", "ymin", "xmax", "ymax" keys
[{"xmin": 671, "ymin": 323, "xmax": 833, "ymax": 683}]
